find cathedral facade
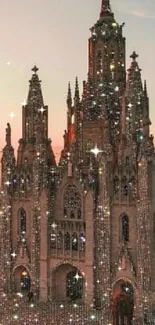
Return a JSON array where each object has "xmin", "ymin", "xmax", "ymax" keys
[{"xmin": 0, "ymin": 1, "xmax": 155, "ymax": 324}]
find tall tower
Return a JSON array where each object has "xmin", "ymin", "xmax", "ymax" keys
[
  {"xmin": 61, "ymin": 1, "xmax": 154, "ymax": 324},
  {"xmin": 0, "ymin": 67, "xmax": 56, "ymax": 300},
  {"xmin": 80, "ymin": 0, "xmax": 126, "ymax": 152},
  {"xmin": 89, "ymin": 0, "xmax": 126, "ymax": 86}
]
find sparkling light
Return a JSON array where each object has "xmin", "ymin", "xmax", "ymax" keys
[
  {"xmin": 90, "ymin": 145, "xmax": 102, "ymax": 157},
  {"xmin": 9, "ymin": 112, "xmax": 15, "ymax": 119}
]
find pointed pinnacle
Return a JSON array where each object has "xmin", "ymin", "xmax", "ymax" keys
[
  {"xmin": 100, "ymin": 0, "xmax": 111, "ymax": 18},
  {"xmin": 67, "ymin": 82, "xmax": 72, "ymax": 108},
  {"xmin": 74, "ymin": 77, "xmax": 80, "ymax": 101},
  {"xmin": 144, "ymin": 80, "xmax": 148, "ymax": 96}
]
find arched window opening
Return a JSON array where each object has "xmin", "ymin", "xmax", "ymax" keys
[
  {"xmin": 64, "ymin": 232, "xmax": 70, "ymax": 250},
  {"xmin": 19, "ymin": 208, "xmax": 26, "ymax": 235},
  {"xmin": 79, "ymin": 233, "xmax": 86, "ymax": 251},
  {"xmin": 72, "ymin": 232, "xmax": 78, "ymax": 251},
  {"xmin": 122, "ymin": 215, "xmax": 129, "ymax": 242},
  {"xmin": 113, "ymin": 176, "xmax": 119, "ymax": 199},
  {"xmin": 20, "ymin": 174, "xmax": 25, "ymax": 191},
  {"xmin": 77, "ymin": 209, "xmax": 81, "ymax": 219},
  {"xmin": 26, "ymin": 175, "xmax": 30, "ymax": 190},
  {"xmin": 85, "ymin": 139, "xmax": 95, "ymax": 164},
  {"xmin": 129, "ymin": 176, "xmax": 136, "ymax": 200},
  {"xmin": 66, "ymin": 271, "xmax": 83, "ymax": 301},
  {"xmin": 70, "ymin": 211, "xmax": 75, "ymax": 219},
  {"xmin": 64, "ymin": 207, "xmax": 67, "ymax": 218},
  {"xmin": 122, "ymin": 176, "xmax": 128, "ymax": 198},
  {"xmin": 63, "ymin": 184, "xmax": 82, "ymax": 220},
  {"xmin": 20, "ymin": 269, "xmax": 31, "ymax": 291},
  {"xmin": 86, "ymin": 139, "xmax": 94, "ymax": 152},
  {"xmin": 13, "ymin": 175, "xmax": 17, "ymax": 191},
  {"xmin": 126, "ymin": 156, "xmax": 129, "ymax": 165},
  {"xmin": 57, "ymin": 231, "xmax": 63, "ymax": 250},
  {"xmin": 113, "ymin": 281, "xmax": 134, "ymax": 325},
  {"xmin": 50, "ymin": 230, "xmax": 56, "ymax": 249}
]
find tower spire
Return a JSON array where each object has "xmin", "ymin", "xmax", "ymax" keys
[
  {"xmin": 5, "ymin": 123, "xmax": 11, "ymax": 146},
  {"xmin": 74, "ymin": 77, "xmax": 80, "ymax": 102},
  {"xmin": 100, "ymin": 0, "xmax": 111, "ymax": 18},
  {"xmin": 67, "ymin": 82, "xmax": 72, "ymax": 109}
]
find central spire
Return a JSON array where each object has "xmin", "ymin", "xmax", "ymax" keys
[{"xmin": 100, "ymin": 0, "xmax": 111, "ymax": 18}]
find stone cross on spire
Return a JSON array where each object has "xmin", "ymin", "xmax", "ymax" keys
[
  {"xmin": 100, "ymin": 0, "xmax": 111, "ymax": 18},
  {"xmin": 130, "ymin": 51, "xmax": 139, "ymax": 61},
  {"xmin": 32, "ymin": 65, "xmax": 39, "ymax": 74}
]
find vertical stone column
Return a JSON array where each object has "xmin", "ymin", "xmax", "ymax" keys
[
  {"xmin": 39, "ymin": 189, "xmax": 48, "ymax": 301},
  {"xmin": 94, "ymin": 153, "xmax": 111, "ymax": 325},
  {"xmin": 136, "ymin": 156, "xmax": 152, "ymax": 325},
  {"xmin": 85, "ymin": 191, "xmax": 94, "ymax": 304}
]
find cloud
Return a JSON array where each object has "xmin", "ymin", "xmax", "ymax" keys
[
  {"xmin": 130, "ymin": 10, "xmax": 154, "ymax": 19},
  {"xmin": 114, "ymin": 0, "xmax": 154, "ymax": 19}
]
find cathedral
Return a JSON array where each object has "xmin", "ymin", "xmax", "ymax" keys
[{"xmin": 0, "ymin": 0, "xmax": 155, "ymax": 324}]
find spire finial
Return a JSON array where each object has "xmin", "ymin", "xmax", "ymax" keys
[
  {"xmin": 74, "ymin": 77, "xmax": 80, "ymax": 101},
  {"xmin": 32, "ymin": 65, "xmax": 39, "ymax": 74},
  {"xmin": 100, "ymin": 0, "xmax": 111, "ymax": 18},
  {"xmin": 5, "ymin": 123, "xmax": 11, "ymax": 146},
  {"xmin": 144, "ymin": 80, "xmax": 148, "ymax": 96},
  {"xmin": 67, "ymin": 82, "xmax": 72, "ymax": 108},
  {"xmin": 130, "ymin": 51, "xmax": 139, "ymax": 61}
]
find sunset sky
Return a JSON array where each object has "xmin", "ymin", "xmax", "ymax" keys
[{"xmin": 0, "ymin": 0, "xmax": 154, "ymax": 159}]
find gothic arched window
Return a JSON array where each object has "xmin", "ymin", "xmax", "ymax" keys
[
  {"xmin": 63, "ymin": 184, "xmax": 82, "ymax": 220},
  {"xmin": 85, "ymin": 139, "xmax": 95, "ymax": 164},
  {"xmin": 121, "ymin": 176, "xmax": 128, "ymax": 198},
  {"xmin": 64, "ymin": 232, "xmax": 70, "ymax": 250},
  {"xmin": 50, "ymin": 230, "xmax": 56, "ymax": 249},
  {"xmin": 66, "ymin": 271, "xmax": 83, "ymax": 300},
  {"xmin": 129, "ymin": 176, "xmax": 136, "ymax": 200},
  {"xmin": 57, "ymin": 231, "xmax": 63, "ymax": 250},
  {"xmin": 86, "ymin": 139, "xmax": 94, "ymax": 152},
  {"xmin": 13, "ymin": 175, "xmax": 17, "ymax": 191},
  {"xmin": 19, "ymin": 208, "xmax": 26, "ymax": 235},
  {"xmin": 113, "ymin": 176, "xmax": 119, "ymax": 199},
  {"xmin": 72, "ymin": 232, "xmax": 78, "ymax": 251},
  {"xmin": 122, "ymin": 215, "xmax": 129, "ymax": 242},
  {"xmin": 79, "ymin": 233, "xmax": 86, "ymax": 251},
  {"xmin": 26, "ymin": 175, "xmax": 30, "ymax": 191},
  {"xmin": 20, "ymin": 174, "xmax": 25, "ymax": 191},
  {"xmin": 77, "ymin": 209, "xmax": 81, "ymax": 219}
]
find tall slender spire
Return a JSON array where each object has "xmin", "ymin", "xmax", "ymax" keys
[
  {"xmin": 5, "ymin": 123, "xmax": 11, "ymax": 146},
  {"xmin": 74, "ymin": 77, "xmax": 80, "ymax": 102},
  {"xmin": 67, "ymin": 82, "xmax": 72, "ymax": 109},
  {"xmin": 144, "ymin": 80, "xmax": 148, "ymax": 97},
  {"xmin": 100, "ymin": 0, "xmax": 111, "ymax": 18}
]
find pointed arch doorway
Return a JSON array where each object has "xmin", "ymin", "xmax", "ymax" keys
[
  {"xmin": 13, "ymin": 266, "xmax": 31, "ymax": 293},
  {"xmin": 112, "ymin": 281, "xmax": 134, "ymax": 325}
]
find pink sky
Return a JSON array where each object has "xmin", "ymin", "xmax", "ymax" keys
[{"xmin": 0, "ymin": 0, "xmax": 154, "ymax": 160}]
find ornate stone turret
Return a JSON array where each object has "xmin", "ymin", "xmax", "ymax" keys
[
  {"xmin": 1, "ymin": 123, "xmax": 15, "ymax": 192},
  {"xmin": 125, "ymin": 52, "xmax": 145, "ymax": 142},
  {"xmin": 67, "ymin": 82, "xmax": 72, "ymax": 109},
  {"xmin": 22, "ymin": 66, "xmax": 48, "ymax": 142}
]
